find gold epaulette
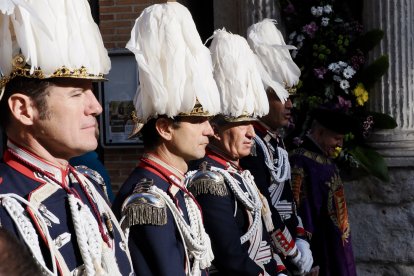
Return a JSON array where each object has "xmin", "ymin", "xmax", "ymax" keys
[
  {"xmin": 120, "ymin": 178, "xmax": 167, "ymax": 230},
  {"xmin": 187, "ymin": 161, "xmax": 228, "ymax": 197}
]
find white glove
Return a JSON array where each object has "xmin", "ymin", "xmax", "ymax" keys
[{"xmin": 293, "ymin": 238, "xmax": 313, "ymax": 274}]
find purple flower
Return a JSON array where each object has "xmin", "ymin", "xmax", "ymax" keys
[
  {"xmin": 302, "ymin": 22, "xmax": 319, "ymax": 38},
  {"xmin": 351, "ymin": 52, "xmax": 365, "ymax": 69},
  {"xmin": 284, "ymin": 3, "xmax": 295, "ymax": 14},
  {"xmin": 362, "ymin": 116, "xmax": 374, "ymax": 138},
  {"xmin": 336, "ymin": 96, "xmax": 352, "ymax": 111},
  {"xmin": 351, "ymin": 21, "xmax": 364, "ymax": 33},
  {"xmin": 313, "ymin": 67, "xmax": 327, "ymax": 79},
  {"xmin": 293, "ymin": 137, "xmax": 304, "ymax": 147}
]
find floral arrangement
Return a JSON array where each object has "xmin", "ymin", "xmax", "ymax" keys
[{"xmin": 279, "ymin": 0, "xmax": 395, "ymax": 181}]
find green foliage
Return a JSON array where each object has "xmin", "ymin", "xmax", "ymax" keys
[
  {"xmin": 360, "ymin": 55, "xmax": 389, "ymax": 89},
  {"xmin": 349, "ymin": 146, "xmax": 389, "ymax": 182},
  {"xmin": 280, "ymin": 0, "xmax": 394, "ymax": 181},
  {"xmin": 355, "ymin": 29, "xmax": 384, "ymax": 53},
  {"xmin": 367, "ymin": 112, "xmax": 398, "ymax": 129}
]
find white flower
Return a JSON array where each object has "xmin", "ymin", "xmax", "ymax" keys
[
  {"xmin": 296, "ymin": 34, "xmax": 305, "ymax": 42},
  {"xmin": 311, "ymin": 6, "xmax": 323, "ymax": 17},
  {"xmin": 338, "ymin": 61, "xmax": 348, "ymax": 67},
  {"xmin": 333, "ymin": 75, "xmax": 342, "ymax": 82},
  {"xmin": 289, "ymin": 31, "xmax": 297, "ymax": 40},
  {"xmin": 292, "ymin": 50, "xmax": 298, "ymax": 58},
  {"xmin": 343, "ymin": 66, "xmax": 356, "ymax": 79},
  {"xmin": 328, "ymin": 63, "xmax": 342, "ymax": 74},
  {"xmin": 340, "ymin": 79, "xmax": 350, "ymax": 90},
  {"xmin": 323, "ymin": 5, "xmax": 333, "ymax": 14},
  {"xmin": 321, "ymin": 17, "xmax": 330, "ymax": 27}
]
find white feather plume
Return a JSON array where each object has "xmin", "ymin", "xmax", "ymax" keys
[
  {"xmin": 0, "ymin": 13, "xmax": 13, "ymax": 77},
  {"xmin": 209, "ymin": 29, "xmax": 269, "ymax": 119},
  {"xmin": 247, "ymin": 19, "xmax": 300, "ymax": 94},
  {"xmin": 126, "ymin": 2, "xmax": 220, "ymax": 122},
  {"xmin": 0, "ymin": 0, "xmax": 110, "ymax": 80}
]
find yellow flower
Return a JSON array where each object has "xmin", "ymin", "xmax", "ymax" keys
[
  {"xmin": 332, "ymin": 146, "xmax": 342, "ymax": 158},
  {"xmin": 353, "ymin": 83, "xmax": 369, "ymax": 106}
]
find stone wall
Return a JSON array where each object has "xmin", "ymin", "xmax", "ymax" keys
[{"xmin": 346, "ymin": 168, "xmax": 414, "ymax": 275}]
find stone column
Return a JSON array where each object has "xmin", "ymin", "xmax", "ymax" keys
[
  {"xmin": 364, "ymin": 0, "xmax": 414, "ymax": 166},
  {"xmin": 346, "ymin": 1, "xmax": 414, "ymax": 275}
]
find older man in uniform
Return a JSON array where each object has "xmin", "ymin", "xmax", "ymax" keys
[
  {"xmin": 241, "ymin": 19, "xmax": 313, "ymax": 274},
  {"xmin": 187, "ymin": 29, "xmax": 288, "ymax": 276},
  {"xmin": 289, "ymin": 108, "xmax": 357, "ymax": 276},
  {"xmin": 112, "ymin": 2, "xmax": 218, "ymax": 275},
  {"xmin": 0, "ymin": 1, "xmax": 133, "ymax": 275}
]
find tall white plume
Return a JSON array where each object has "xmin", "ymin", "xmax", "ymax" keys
[
  {"xmin": 0, "ymin": 0, "xmax": 110, "ymax": 79},
  {"xmin": 209, "ymin": 29, "xmax": 269, "ymax": 118},
  {"xmin": 126, "ymin": 2, "xmax": 220, "ymax": 122},
  {"xmin": 247, "ymin": 19, "xmax": 300, "ymax": 99}
]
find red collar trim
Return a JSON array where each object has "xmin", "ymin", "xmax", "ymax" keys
[
  {"xmin": 138, "ymin": 155, "xmax": 185, "ymax": 187},
  {"xmin": 138, "ymin": 156, "xmax": 203, "ymax": 218},
  {"xmin": 206, "ymin": 148, "xmax": 242, "ymax": 171},
  {"xmin": 4, "ymin": 150, "xmax": 46, "ymax": 183},
  {"xmin": 5, "ymin": 141, "xmax": 69, "ymax": 182}
]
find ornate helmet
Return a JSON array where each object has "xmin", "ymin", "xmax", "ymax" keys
[
  {"xmin": 209, "ymin": 29, "xmax": 269, "ymax": 122},
  {"xmin": 126, "ymin": 2, "xmax": 220, "ymax": 134},
  {"xmin": 247, "ymin": 19, "xmax": 300, "ymax": 99},
  {"xmin": 0, "ymin": 0, "xmax": 111, "ymax": 100}
]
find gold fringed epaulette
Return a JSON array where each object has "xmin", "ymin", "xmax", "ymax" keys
[
  {"xmin": 187, "ymin": 161, "xmax": 228, "ymax": 197},
  {"xmin": 120, "ymin": 178, "xmax": 167, "ymax": 230}
]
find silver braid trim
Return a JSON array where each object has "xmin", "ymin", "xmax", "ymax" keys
[
  {"xmin": 0, "ymin": 194, "xmax": 57, "ymax": 276},
  {"xmin": 68, "ymin": 194, "xmax": 102, "ymax": 276},
  {"xmin": 254, "ymin": 135, "xmax": 291, "ymax": 182},
  {"xmin": 209, "ymin": 167, "xmax": 263, "ymax": 244},
  {"xmin": 150, "ymin": 186, "xmax": 214, "ymax": 276}
]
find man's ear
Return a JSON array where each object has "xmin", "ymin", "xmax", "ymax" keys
[
  {"xmin": 210, "ymin": 122, "xmax": 221, "ymax": 141},
  {"xmin": 8, "ymin": 93, "xmax": 35, "ymax": 126},
  {"xmin": 155, "ymin": 117, "xmax": 174, "ymax": 141}
]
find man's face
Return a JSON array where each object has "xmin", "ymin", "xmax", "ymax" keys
[
  {"xmin": 214, "ymin": 121, "xmax": 255, "ymax": 161},
  {"xmin": 316, "ymin": 128, "xmax": 344, "ymax": 157},
  {"xmin": 170, "ymin": 117, "xmax": 214, "ymax": 162},
  {"xmin": 261, "ymin": 91, "xmax": 293, "ymax": 130},
  {"xmin": 34, "ymin": 79, "xmax": 102, "ymax": 159}
]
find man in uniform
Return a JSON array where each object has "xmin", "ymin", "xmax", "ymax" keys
[
  {"xmin": 0, "ymin": 1, "xmax": 133, "ymax": 275},
  {"xmin": 187, "ymin": 29, "xmax": 287, "ymax": 276},
  {"xmin": 289, "ymin": 108, "xmax": 357, "ymax": 276},
  {"xmin": 241, "ymin": 19, "xmax": 313, "ymax": 274},
  {"xmin": 111, "ymin": 2, "xmax": 219, "ymax": 275}
]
